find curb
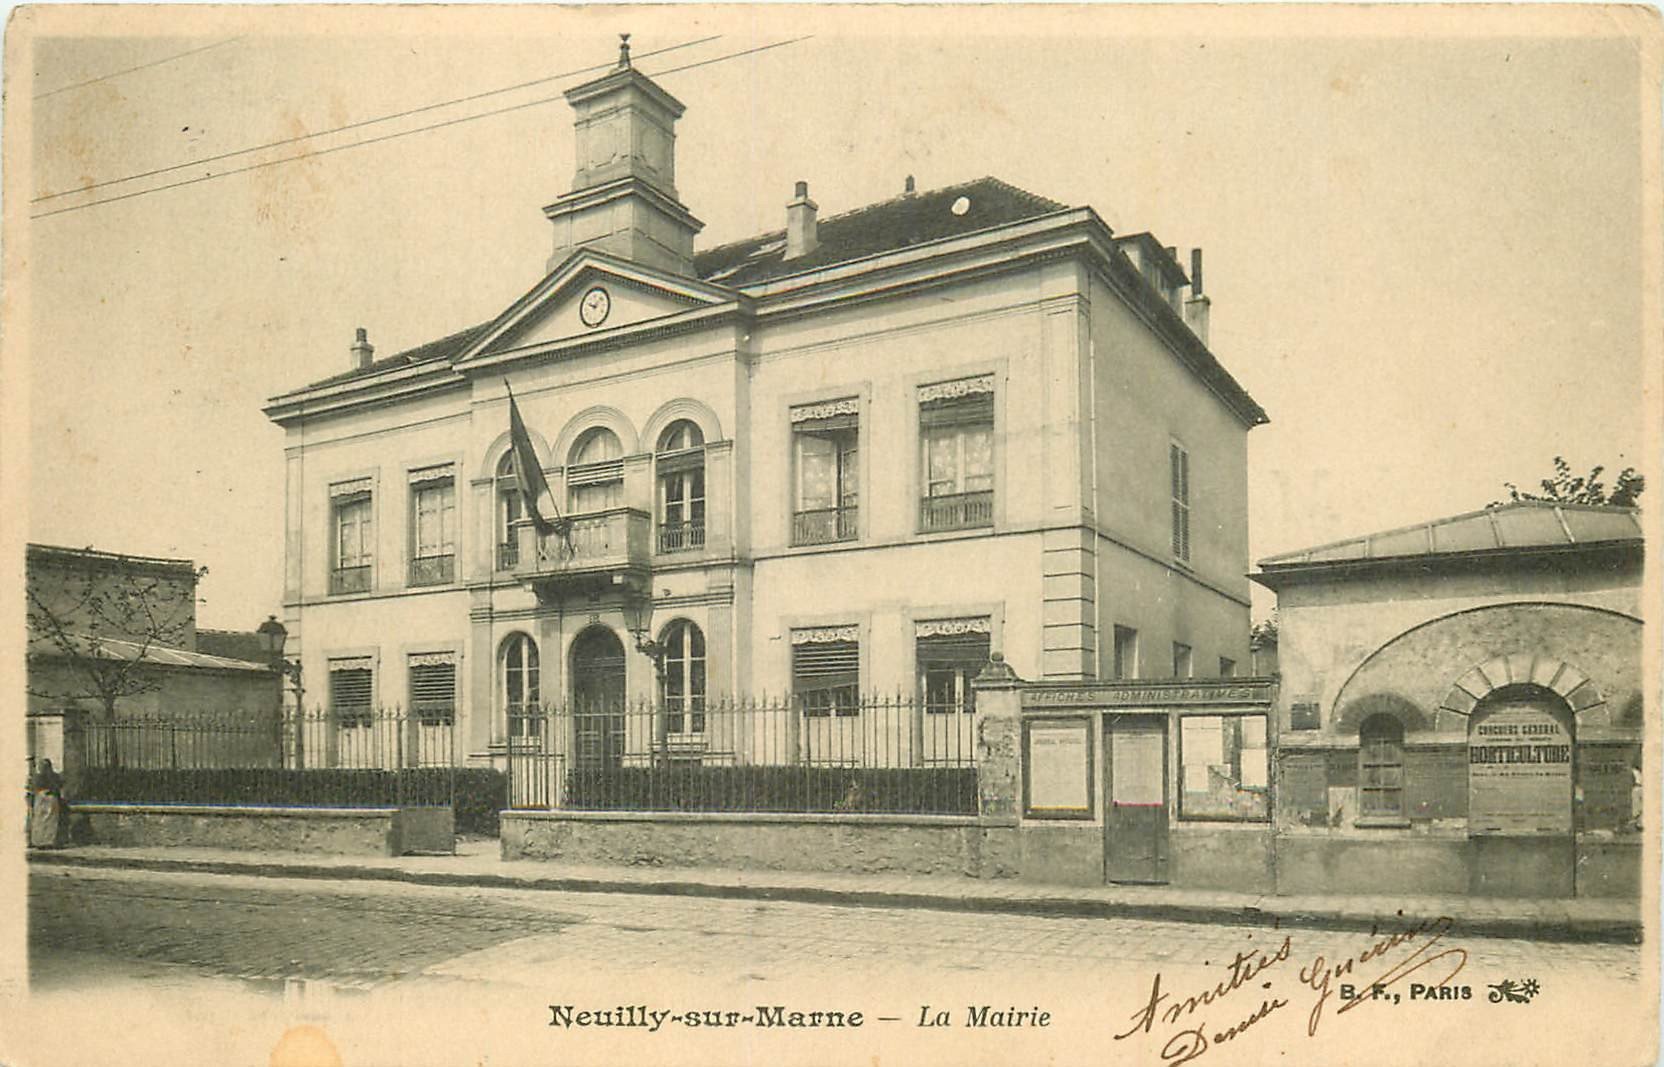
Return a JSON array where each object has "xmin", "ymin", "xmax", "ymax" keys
[{"xmin": 28, "ymin": 851, "xmax": 1641, "ymax": 945}]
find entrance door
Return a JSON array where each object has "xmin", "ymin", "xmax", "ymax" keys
[
  {"xmin": 570, "ymin": 626, "xmax": 627, "ymax": 769},
  {"xmin": 1104, "ymin": 715, "xmax": 1169, "ymax": 884}
]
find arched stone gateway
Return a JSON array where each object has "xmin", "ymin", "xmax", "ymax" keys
[{"xmin": 1438, "ymin": 654, "xmax": 1603, "ymax": 722}]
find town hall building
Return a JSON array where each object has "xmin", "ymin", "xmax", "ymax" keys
[{"xmin": 263, "ymin": 40, "xmax": 1267, "ymax": 778}]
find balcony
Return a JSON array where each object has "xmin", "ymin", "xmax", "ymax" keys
[
  {"xmin": 330, "ymin": 565, "xmax": 372, "ymax": 595},
  {"xmin": 496, "ymin": 542, "xmax": 519, "ymax": 571},
  {"xmin": 919, "ymin": 490, "xmax": 993, "ymax": 533},
  {"xmin": 513, "ymin": 508, "xmax": 652, "ymax": 591},
  {"xmin": 793, "ymin": 506, "xmax": 858, "ymax": 546},
  {"xmin": 409, "ymin": 554, "xmax": 456, "ymax": 587},
  {"xmin": 657, "ymin": 519, "xmax": 706, "ymax": 554}
]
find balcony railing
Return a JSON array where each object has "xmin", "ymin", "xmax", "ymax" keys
[
  {"xmin": 920, "ymin": 490, "xmax": 994, "ymax": 532},
  {"xmin": 330, "ymin": 565, "xmax": 372, "ymax": 595},
  {"xmin": 793, "ymin": 505, "xmax": 859, "ymax": 546},
  {"xmin": 408, "ymin": 554, "xmax": 456, "ymax": 587},
  {"xmin": 513, "ymin": 508, "xmax": 652, "ymax": 583},
  {"xmin": 497, "ymin": 542, "xmax": 519, "ymax": 570},
  {"xmin": 657, "ymin": 519, "xmax": 706, "ymax": 554}
]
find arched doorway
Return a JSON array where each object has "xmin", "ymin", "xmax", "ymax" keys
[
  {"xmin": 1468, "ymin": 683, "xmax": 1575, "ymax": 896},
  {"xmin": 570, "ymin": 626, "xmax": 626, "ymax": 769}
]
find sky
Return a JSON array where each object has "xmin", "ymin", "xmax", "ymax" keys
[{"xmin": 9, "ymin": 5, "xmax": 1658, "ymax": 628}]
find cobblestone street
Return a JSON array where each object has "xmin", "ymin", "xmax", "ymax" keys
[{"xmin": 23, "ymin": 864, "xmax": 1650, "ymax": 1067}]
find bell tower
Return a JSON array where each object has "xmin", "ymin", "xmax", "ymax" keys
[{"xmin": 544, "ymin": 35, "xmax": 704, "ymax": 276}]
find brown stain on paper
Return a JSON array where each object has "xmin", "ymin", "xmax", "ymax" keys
[{"xmin": 269, "ymin": 1024, "xmax": 343, "ymax": 1067}]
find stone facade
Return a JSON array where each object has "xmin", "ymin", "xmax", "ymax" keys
[
  {"xmin": 1254, "ymin": 503, "xmax": 1645, "ymax": 899},
  {"xmin": 263, "ymin": 47, "xmax": 1265, "ymax": 773}
]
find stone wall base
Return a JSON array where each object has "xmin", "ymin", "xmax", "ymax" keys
[
  {"xmin": 500, "ymin": 811, "xmax": 1019, "ymax": 878},
  {"xmin": 1275, "ymin": 832, "xmax": 1638, "ymax": 898},
  {"xmin": 75, "ymin": 803, "xmax": 456, "ymax": 857}
]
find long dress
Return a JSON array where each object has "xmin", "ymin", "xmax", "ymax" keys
[{"xmin": 28, "ymin": 768, "xmax": 65, "ymax": 848}]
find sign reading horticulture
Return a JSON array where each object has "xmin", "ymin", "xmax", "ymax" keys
[
  {"xmin": 1468, "ymin": 701, "xmax": 1573, "ymax": 836},
  {"xmin": 1024, "ymin": 718, "xmax": 1093, "ymax": 819}
]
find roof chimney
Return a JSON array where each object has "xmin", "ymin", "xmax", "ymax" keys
[
  {"xmin": 785, "ymin": 180, "xmax": 819, "ymax": 260},
  {"xmin": 1183, "ymin": 249, "xmax": 1211, "ymax": 347},
  {"xmin": 350, "ymin": 327, "xmax": 375, "ymax": 370}
]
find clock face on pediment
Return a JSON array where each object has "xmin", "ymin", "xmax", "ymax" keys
[
  {"xmin": 579, "ymin": 286, "xmax": 612, "ymax": 328},
  {"xmin": 471, "ymin": 261, "xmax": 731, "ymax": 359}
]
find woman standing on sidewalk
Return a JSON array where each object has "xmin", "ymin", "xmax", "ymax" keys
[{"xmin": 28, "ymin": 758, "xmax": 68, "ymax": 849}]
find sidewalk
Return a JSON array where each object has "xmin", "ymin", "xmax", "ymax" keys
[{"xmin": 28, "ymin": 840, "xmax": 1641, "ymax": 944}]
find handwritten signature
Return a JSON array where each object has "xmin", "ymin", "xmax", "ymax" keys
[{"xmin": 1113, "ymin": 916, "xmax": 1468, "ymax": 1065}]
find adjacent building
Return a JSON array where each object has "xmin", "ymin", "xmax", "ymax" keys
[
  {"xmin": 263, "ymin": 43, "xmax": 1266, "ymax": 776},
  {"xmin": 1252, "ymin": 502, "xmax": 1644, "ymax": 898}
]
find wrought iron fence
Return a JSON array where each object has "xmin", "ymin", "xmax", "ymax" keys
[
  {"xmin": 505, "ymin": 694, "xmax": 977, "ymax": 815},
  {"xmin": 79, "ymin": 707, "xmax": 462, "ymax": 810},
  {"xmin": 408, "ymin": 554, "xmax": 456, "ymax": 586}
]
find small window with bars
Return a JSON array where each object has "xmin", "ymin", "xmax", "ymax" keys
[
  {"xmin": 792, "ymin": 632, "xmax": 859, "ymax": 717},
  {"xmin": 409, "ymin": 655, "xmax": 457, "ymax": 726},
  {"xmin": 1358, "ymin": 715, "xmax": 1406, "ymax": 822},
  {"xmin": 329, "ymin": 663, "xmax": 373, "ymax": 728}
]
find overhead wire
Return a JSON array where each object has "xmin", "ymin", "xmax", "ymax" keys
[
  {"xmin": 30, "ymin": 35, "xmax": 810, "ymax": 222},
  {"xmin": 33, "ymin": 36, "xmax": 244, "ymax": 100},
  {"xmin": 32, "ymin": 35, "xmax": 722, "ymax": 204}
]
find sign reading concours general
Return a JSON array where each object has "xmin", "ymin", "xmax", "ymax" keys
[{"xmin": 1468, "ymin": 701, "xmax": 1573, "ymax": 835}]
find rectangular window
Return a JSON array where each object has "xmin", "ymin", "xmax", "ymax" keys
[
  {"xmin": 1112, "ymin": 626, "xmax": 1139, "ymax": 680},
  {"xmin": 330, "ymin": 480, "xmax": 373, "ymax": 595},
  {"xmin": 328, "ymin": 661, "xmax": 373, "ymax": 728},
  {"xmin": 1170, "ymin": 442, "xmax": 1191, "ymax": 563},
  {"xmin": 1179, "ymin": 714, "xmax": 1269, "ymax": 820},
  {"xmin": 916, "ymin": 620, "xmax": 992, "ymax": 714},
  {"xmin": 1359, "ymin": 720, "xmax": 1407, "ymax": 821},
  {"xmin": 1172, "ymin": 642, "xmax": 1193, "ymax": 679},
  {"xmin": 408, "ymin": 654, "xmax": 456, "ymax": 726},
  {"xmin": 792, "ymin": 629, "xmax": 859, "ymax": 717},
  {"xmin": 791, "ymin": 400, "xmax": 859, "ymax": 545},
  {"xmin": 918, "ymin": 377, "xmax": 994, "ymax": 532},
  {"xmin": 408, "ymin": 466, "xmax": 456, "ymax": 586},
  {"xmin": 1219, "ymin": 656, "xmax": 1237, "ymax": 678}
]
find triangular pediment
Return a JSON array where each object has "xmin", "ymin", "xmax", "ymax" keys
[{"xmin": 454, "ymin": 249, "xmax": 738, "ymax": 365}]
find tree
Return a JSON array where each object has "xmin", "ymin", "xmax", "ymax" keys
[
  {"xmin": 25, "ymin": 548, "xmax": 207, "ymax": 718},
  {"xmin": 1250, "ymin": 613, "xmax": 1278, "ymax": 649},
  {"xmin": 1500, "ymin": 456, "xmax": 1644, "ymax": 508}
]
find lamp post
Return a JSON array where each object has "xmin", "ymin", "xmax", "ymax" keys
[
  {"xmin": 622, "ymin": 592, "xmax": 670, "ymax": 768},
  {"xmin": 255, "ymin": 615, "xmax": 306, "ymax": 770}
]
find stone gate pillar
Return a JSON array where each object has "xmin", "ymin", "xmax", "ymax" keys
[{"xmin": 971, "ymin": 654, "xmax": 1023, "ymax": 877}]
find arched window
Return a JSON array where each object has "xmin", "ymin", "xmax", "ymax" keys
[
  {"xmin": 495, "ymin": 452, "xmax": 522, "ymax": 569},
  {"xmin": 656, "ymin": 420, "xmax": 706, "ymax": 553},
  {"xmin": 568, "ymin": 427, "xmax": 623, "ymax": 513},
  {"xmin": 660, "ymin": 619, "xmax": 706, "ymax": 734},
  {"xmin": 502, "ymin": 633, "xmax": 540, "ymax": 737},
  {"xmin": 1358, "ymin": 714, "xmax": 1405, "ymax": 822}
]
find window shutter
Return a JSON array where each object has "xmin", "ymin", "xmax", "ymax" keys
[
  {"xmin": 409, "ymin": 655, "xmax": 456, "ymax": 724},
  {"xmin": 329, "ymin": 665, "xmax": 373, "ymax": 724},
  {"xmin": 792, "ymin": 640, "xmax": 859, "ymax": 688},
  {"xmin": 919, "ymin": 391, "xmax": 994, "ymax": 430}
]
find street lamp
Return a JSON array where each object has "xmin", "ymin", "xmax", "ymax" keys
[
  {"xmin": 621, "ymin": 592, "xmax": 671, "ymax": 767},
  {"xmin": 255, "ymin": 615, "xmax": 306, "ymax": 769}
]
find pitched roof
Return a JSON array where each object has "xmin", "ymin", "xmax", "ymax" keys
[
  {"xmin": 1257, "ymin": 501, "xmax": 1643, "ymax": 571},
  {"xmin": 27, "ymin": 632, "xmax": 273, "ymax": 673},
  {"xmin": 194, "ymin": 629, "xmax": 270, "ymax": 665},
  {"xmin": 280, "ymin": 322, "xmax": 492, "ymax": 393},
  {"xmin": 693, "ymin": 176, "xmax": 1067, "ymax": 287}
]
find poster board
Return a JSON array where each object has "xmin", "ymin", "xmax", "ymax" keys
[
  {"xmin": 1023, "ymin": 717, "xmax": 1093, "ymax": 819},
  {"xmin": 1469, "ymin": 702, "xmax": 1574, "ymax": 835}
]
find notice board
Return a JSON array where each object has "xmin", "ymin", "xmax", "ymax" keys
[
  {"xmin": 1024, "ymin": 718, "xmax": 1093, "ymax": 819},
  {"xmin": 1469, "ymin": 702, "xmax": 1573, "ymax": 835}
]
